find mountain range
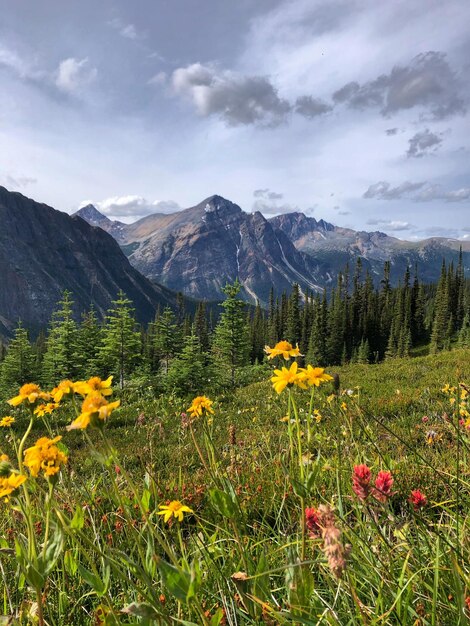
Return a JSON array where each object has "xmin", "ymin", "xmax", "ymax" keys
[
  {"xmin": 0, "ymin": 187, "xmax": 181, "ymax": 337},
  {"xmin": 75, "ymin": 195, "xmax": 470, "ymax": 306}
]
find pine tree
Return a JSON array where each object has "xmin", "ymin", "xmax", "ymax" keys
[
  {"xmin": 74, "ymin": 307, "xmax": 102, "ymax": 378},
  {"xmin": 98, "ymin": 291, "xmax": 141, "ymax": 388},
  {"xmin": 0, "ymin": 323, "xmax": 38, "ymax": 395},
  {"xmin": 430, "ymin": 261, "xmax": 451, "ymax": 354},
  {"xmin": 211, "ymin": 280, "xmax": 250, "ymax": 387},
  {"xmin": 194, "ymin": 302, "xmax": 210, "ymax": 351},
  {"xmin": 286, "ymin": 284, "xmax": 301, "ymax": 346}
]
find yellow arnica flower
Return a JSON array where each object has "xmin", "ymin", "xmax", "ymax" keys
[
  {"xmin": 0, "ymin": 473, "xmax": 27, "ymax": 500},
  {"xmin": 300, "ymin": 365, "xmax": 334, "ymax": 387},
  {"xmin": 264, "ymin": 340, "xmax": 303, "ymax": 360},
  {"xmin": 187, "ymin": 396, "xmax": 214, "ymax": 418},
  {"xmin": 50, "ymin": 380, "xmax": 76, "ymax": 403},
  {"xmin": 8, "ymin": 383, "xmax": 51, "ymax": 407},
  {"xmin": 34, "ymin": 402, "xmax": 59, "ymax": 418},
  {"xmin": 271, "ymin": 361, "xmax": 308, "ymax": 394},
  {"xmin": 67, "ymin": 393, "xmax": 120, "ymax": 431},
  {"xmin": 157, "ymin": 500, "xmax": 193, "ymax": 523},
  {"xmin": 0, "ymin": 416, "xmax": 15, "ymax": 427},
  {"xmin": 24, "ymin": 436, "xmax": 67, "ymax": 478},
  {"xmin": 73, "ymin": 376, "xmax": 114, "ymax": 398}
]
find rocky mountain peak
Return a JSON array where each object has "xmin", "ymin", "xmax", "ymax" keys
[{"xmin": 75, "ymin": 204, "xmax": 110, "ymax": 224}]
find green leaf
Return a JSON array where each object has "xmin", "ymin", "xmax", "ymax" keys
[
  {"xmin": 70, "ymin": 505, "xmax": 84, "ymax": 530},
  {"xmin": 208, "ymin": 488, "xmax": 238, "ymax": 519},
  {"xmin": 64, "ymin": 550, "xmax": 78, "ymax": 576},
  {"xmin": 77, "ymin": 563, "xmax": 107, "ymax": 596},
  {"xmin": 156, "ymin": 558, "xmax": 196, "ymax": 604},
  {"xmin": 121, "ymin": 602, "xmax": 161, "ymax": 619}
]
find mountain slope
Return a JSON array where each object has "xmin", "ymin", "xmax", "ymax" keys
[
  {"xmin": 0, "ymin": 187, "xmax": 179, "ymax": 335},
  {"xmin": 74, "ymin": 204, "xmax": 127, "ymax": 242},
  {"xmin": 270, "ymin": 212, "xmax": 470, "ymax": 283},
  {"xmin": 114, "ymin": 195, "xmax": 325, "ymax": 305}
]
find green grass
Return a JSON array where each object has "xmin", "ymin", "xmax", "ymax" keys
[{"xmin": 1, "ymin": 349, "xmax": 469, "ymax": 625}]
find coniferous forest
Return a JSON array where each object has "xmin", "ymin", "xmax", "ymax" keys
[{"xmin": 1, "ymin": 255, "xmax": 469, "ymax": 397}]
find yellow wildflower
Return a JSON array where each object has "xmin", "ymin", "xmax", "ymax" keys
[
  {"xmin": 157, "ymin": 500, "xmax": 193, "ymax": 523},
  {"xmin": 0, "ymin": 416, "xmax": 15, "ymax": 427},
  {"xmin": 8, "ymin": 383, "xmax": 50, "ymax": 407},
  {"xmin": 0, "ymin": 473, "xmax": 27, "ymax": 500},
  {"xmin": 313, "ymin": 409, "xmax": 322, "ymax": 423},
  {"xmin": 67, "ymin": 394, "xmax": 120, "ymax": 431},
  {"xmin": 34, "ymin": 403, "xmax": 59, "ymax": 418},
  {"xmin": 24, "ymin": 436, "xmax": 67, "ymax": 478},
  {"xmin": 187, "ymin": 396, "xmax": 214, "ymax": 418},
  {"xmin": 340, "ymin": 402, "xmax": 347, "ymax": 411},
  {"xmin": 264, "ymin": 340, "xmax": 302, "ymax": 360},
  {"xmin": 50, "ymin": 380, "xmax": 76, "ymax": 403},
  {"xmin": 73, "ymin": 376, "xmax": 114, "ymax": 398},
  {"xmin": 271, "ymin": 361, "xmax": 307, "ymax": 394},
  {"xmin": 300, "ymin": 365, "xmax": 334, "ymax": 387}
]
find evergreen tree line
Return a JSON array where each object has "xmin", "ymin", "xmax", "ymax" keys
[{"xmin": 0, "ymin": 256, "xmax": 469, "ymax": 397}]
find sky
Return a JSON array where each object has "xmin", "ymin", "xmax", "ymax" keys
[{"xmin": 0, "ymin": 0, "xmax": 469, "ymax": 240}]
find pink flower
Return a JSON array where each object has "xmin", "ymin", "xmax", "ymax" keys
[
  {"xmin": 305, "ymin": 507, "xmax": 321, "ymax": 538},
  {"xmin": 421, "ymin": 415, "xmax": 429, "ymax": 423},
  {"xmin": 352, "ymin": 465, "xmax": 372, "ymax": 500},
  {"xmin": 409, "ymin": 489, "xmax": 427, "ymax": 510},
  {"xmin": 373, "ymin": 470, "xmax": 394, "ymax": 503}
]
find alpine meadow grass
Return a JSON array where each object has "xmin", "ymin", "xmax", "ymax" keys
[{"xmin": 0, "ymin": 346, "xmax": 469, "ymax": 625}]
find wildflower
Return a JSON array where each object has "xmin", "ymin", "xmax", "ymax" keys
[
  {"xmin": 264, "ymin": 341, "xmax": 302, "ymax": 360},
  {"xmin": 0, "ymin": 416, "xmax": 15, "ymax": 427},
  {"xmin": 8, "ymin": 383, "xmax": 50, "ymax": 407},
  {"xmin": 23, "ymin": 436, "xmax": 68, "ymax": 478},
  {"xmin": 441, "ymin": 384, "xmax": 455, "ymax": 394},
  {"xmin": 0, "ymin": 473, "xmax": 27, "ymax": 500},
  {"xmin": 373, "ymin": 470, "xmax": 394, "ymax": 503},
  {"xmin": 326, "ymin": 394, "xmax": 335, "ymax": 404},
  {"xmin": 157, "ymin": 500, "xmax": 193, "ymax": 523},
  {"xmin": 271, "ymin": 361, "xmax": 307, "ymax": 394},
  {"xmin": 421, "ymin": 415, "xmax": 429, "ymax": 423},
  {"xmin": 425, "ymin": 430, "xmax": 441, "ymax": 446},
  {"xmin": 300, "ymin": 365, "xmax": 334, "ymax": 387},
  {"xmin": 317, "ymin": 505, "xmax": 350, "ymax": 579},
  {"xmin": 352, "ymin": 464, "xmax": 371, "ymax": 500},
  {"xmin": 187, "ymin": 396, "xmax": 214, "ymax": 418},
  {"xmin": 73, "ymin": 376, "xmax": 113, "ymax": 398},
  {"xmin": 313, "ymin": 409, "xmax": 322, "ymax": 422},
  {"xmin": 34, "ymin": 402, "xmax": 59, "ymax": 417},
  {"xmin": 305, "ymin": 506, "xmax": 321, "ymax": 538},
  {"xmin": 50, "ymin": 380, "xmax": 76, "ymax": 403},
  {"xmin": 409, "ymin": 489, "xmax": 427, "ymax": 510},
  {"xmin": 67, "ymin": 394, "xmax": 120, "ymax": 430},
  {"xmin": 340, "ymin": 402, "xmax": 347, "ymax": 411}
]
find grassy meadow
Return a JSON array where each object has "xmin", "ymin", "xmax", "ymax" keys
[{"xmin": 0, "ymin": 347, "xmax": 469, "ymax": 625}]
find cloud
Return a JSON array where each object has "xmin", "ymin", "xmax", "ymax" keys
[
  {"xmin": 407, "ymin": 129, "xmax": 443, "ymax": 158},
  {"xmin": 363, "ymin": 180, "xmax": 425, "ymax": 199},
  {"xmin": 252, "ymin": 199, "xmax": 299, "ymax": 215},
  {"xmin": 367, "ymin": 218, "xmax": 413, "ymax": 231},
  {"xmin": 55, "ymin": 57, "xmax": 97, "ymax": 94},
  {"xmin": 108, "ymin": 18, "xmax": 142, "ymax": 40},
  {"xmin": 364, "ymin": 180, "xmax": 470, "ymax": 202},
  {"xmin": 148, "ymin": 71, "xmax": 167, "ymax": 86},
  {"xmin": 385, "ymin": 128, "xmax": 398, "ymax": 136},
  {"xmin": 295, "ymin": 95, "xmax": 333, "ymax": 118},
  {"xmin": 4, "ymin": 174, "xmax": 37, "ymax": 188},
  {"xmin": 253, "ymin": 188, "xmax": 283, "ymax": 200},
  {"xmin": 171, "ymin": 63, "xmax": 291, "ymax": 126},
  {"xmin": 333, "ymin": 52, "xmax": 466, "ymax": 120},
  {"xmin": 85, "ymin": 195, "xmax": 181, "ymax": 220}
]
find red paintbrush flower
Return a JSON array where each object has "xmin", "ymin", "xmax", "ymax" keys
[
  {"xmin": 409, "ymin": 489, "xmax": 427, "ymax": 510},
  {"xmin": 352, "ymin": 464, "xmax": 372, "ymax": 500},
  {"xmin": 373, "ymin": 470, "xmax": 394, "ymax": 503}
]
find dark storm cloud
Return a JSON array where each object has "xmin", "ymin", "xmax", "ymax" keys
[
  {"xmin": 407, "ymin": 129, "xmax": 444, "ymax": 157},
  {"xmin": 333, "ymin": 52, "xmax": 466, "ymax": 120},
  {"xmin": 172, "ymin": 63, "xmax": 291, "ymax": 126},
  {"xmin": 295, "ymin": 95, "xmax": 333, "ymax": 118}
]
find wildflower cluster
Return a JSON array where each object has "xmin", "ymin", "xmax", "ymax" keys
[
  {"xmin": 266, "ymin": 341, "xmax": 333, "ymax": 394},
  {"xmin": 352, "ymin": 465, "xmax": 394, "ymax": 503},
  {"xmin": 23, "ymin": 436, "xmax": 68, "ymax": 479}
]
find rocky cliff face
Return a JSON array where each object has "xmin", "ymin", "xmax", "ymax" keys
[
  {"xmin": 75, "ymin": 194, "xmax": 470, "ymax": 303},
  {"xmin": 74, "ymin": 204, "xmax": 127, "ymax": 242},
  {"xmin": 0, "ymin": 187, "xmax": 179, "ymax": 335},
  {"xmin": 117, "ymin": 195, "xmax": 324, "ymax": 306}
]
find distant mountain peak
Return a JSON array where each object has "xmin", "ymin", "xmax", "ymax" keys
[{"xmin": 75, "ymin": 204, "xmax": 111, "ymax": 224}]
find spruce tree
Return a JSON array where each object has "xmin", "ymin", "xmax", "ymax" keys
[
  {"xmin": 0, "ymin": 323, "xmax": 38, "ymax": 395},
  {"xmin": 98, "ymin": 291, "xmax": 141, "ymax": 388},
  {"xmin": 154, "ymin": 306, "xmax": 180, "ymax": 374},
  {"xmin": 211, "ymin": 280, "xmax": 250, "ymax": 387},
  {"xmin": 166, "ymin": 329, "xmax": 209, "ymax": 395},
  {"xmin": 42, "ymin": 291, "xmax": 79, "ymax": 385}
]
